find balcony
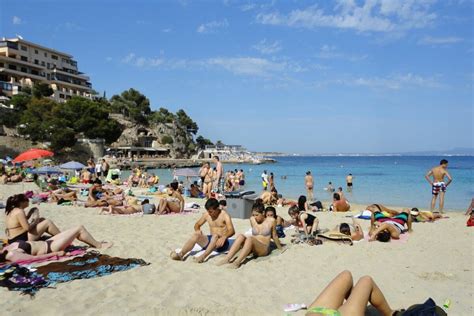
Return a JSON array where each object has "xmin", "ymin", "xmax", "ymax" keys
[
  {"xmin": 50, "ymin": 77, "xmax": 92, "ymax": 90},
  {"xmin": 0, "ymin": 55, "xmax": 44, "ymax": 69},
  {"xmin": 52, "ymin": 68, "xmax": 89, "ymax": 80}
]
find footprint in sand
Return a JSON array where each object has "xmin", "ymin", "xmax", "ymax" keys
[{"xmin": 417, "ymin": 271, "xmax": 456, "ymax": 281}]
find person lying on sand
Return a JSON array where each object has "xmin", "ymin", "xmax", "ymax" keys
[
  {"xmin": 5, "ymin": 194, "xmax": 61, "ymax": 243},
  {"xmin": 50, "ymin": 188, "xmax": 78, "ymax": 203},
  {"xmin": 410, "ymin": 208, "xmax": 442, "ymax": 222},
  {"xmin": 85, "ymin": 179, "xmax": 108, "ymax": 208},
  {"xmin": 170, "ymin": 198, "xmax": 235, "ymax": 263},
  {"xmin": 288, "ymin": 205, "xmax": 320, "ymax": 238},
  {"xmin": 99, "ymin": 197, "xmax": 142, "ymax": 215},
  {"xmin": 305, "ymin": 270, "xmax": 397, "ymax": 316},
  {"xmin": 216, "ymin": 200, "xmax": 282, "ymax": 269},
  {"xmin": 367, "ymin": 205, "xmax": 412, "ymax": 242},
  {"xmin": 1, "ymin": 225, "xmax": 112, "ymax": 263},
  {"xmin": 335, "ymin": 217, "xmax": 364, "ymax": 241}
]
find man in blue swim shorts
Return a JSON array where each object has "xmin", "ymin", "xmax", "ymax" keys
[{"xmin": 170, "ymin": 198, "xmax": 235, "ymax": 263}]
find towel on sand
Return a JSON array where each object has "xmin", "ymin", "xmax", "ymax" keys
[{"xmin": 0, "ymin": 252, "xmax": 149, "ymax": 295}]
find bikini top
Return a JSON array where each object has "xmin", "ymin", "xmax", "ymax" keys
[
  {"xmin": 252, "ymin": 223, "xmax": 272, "ymax": 237},
  {"xmin": 16, "ymin": 240, "xmax": 32, "ymax": 255}
]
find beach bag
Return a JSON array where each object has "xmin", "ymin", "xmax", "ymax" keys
[{"xmin": 396, "ymin": 298, "xmax": 447, "ymax": 316}]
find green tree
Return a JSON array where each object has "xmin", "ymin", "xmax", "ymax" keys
[
  {"xmin": 150, "ymin": 107, "xmax": 175, "ymax": 124},
  {"xmin": 110, "ymin": 88, "xmax": 151, "ymax": 124},
  {"xmin": 161, "ymin": 135, "xmax": 174, "ymax": 144},
  {"xmin": 32, "ymin": 83, "xmax": 54, "ymax": 98},
  {"xmin": 176, "ymin": 109, "xmax": 198, "ymax": 134},
  {"xmin": 10, "ymin": 93, "xmax": 32, "ymax": 112},
  {"xmin": 196, "ymin": 135, "xmax": 213, "ymax": 149}
]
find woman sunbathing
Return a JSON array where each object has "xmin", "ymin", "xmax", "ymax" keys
[
  {"xmin": 336, "ymin": 218, "xmax": 364, "ymax": 241},
  {"xmin": 5, "ymin": 194, "xmax": 61, "ymax": 243},
  {"xmin": 157, "ymin": 182, "xmax": 184, "ymax": 214},
  {"xmin": 288, "ymin": 205, "xmax": 320, "ymax": 237},
  {"xmin": 368, "ymin": 205, "xmax": 412, "ymax": 242},
  {"xmin": 50, "ymin": 188, "xmax": 78, "ymax": 203},
  {"xmin": 1, "ymin": 225, "xmax": 112, "ymax": 263},
  {"xmin": 306, "ymin": 270, "xmax": 396, "ymax": 316},
  {"xmin": 99, "ymin": 197, "xmax": 142, "ymax": 215},
  {"xmin": 216, "ymin": 200, "xmax": 282, "ymax": 268}
]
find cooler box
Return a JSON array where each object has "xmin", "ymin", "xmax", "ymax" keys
[{"xmin": 224, "ymin": 191, "xmax": 258, "ymax": 219}]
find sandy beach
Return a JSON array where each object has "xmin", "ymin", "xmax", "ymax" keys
[{"xmin": 1, "ymin": 182, "xmax": 472, "ymax": 315}]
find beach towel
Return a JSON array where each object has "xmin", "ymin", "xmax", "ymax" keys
[
  {"xmin": 353, "ymin": 210, "xmax": 372, "ymax": 220},
  {"xmin": 0, "ymin": 252, "xmax": 149, "ymax": 296},
  {"xmin": 0, "ymin": 248, "xmax": 87, "ymax": 268},
  {"xmin": 175, "ymin": 239, "xmax": 236, "ymax": 259}
]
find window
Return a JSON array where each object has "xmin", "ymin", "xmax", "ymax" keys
[
  {"xmin": 0, "ymin": 62, "xmax": 4, "ymax": 67},
  {"xmin": 46, "ymin": 74, "xmax": 50, "ymax": 80},
  {"xmin": 8, "ymin": 64, "xmax": 17, "ymax": 70},
  {"xmin": 21, "ymin": 56, "xmax": 28, "ymax": 62},
  {"xmin": 21, "ymin": 45, "xmax": 27, "ymax": 51},
  {"xmin": 52, "ymin": 55, "xmax": 58, "ymax": 60},
  {"xmin": 34, "ymin": 59, "xmax": 39, "ymax": 64},
  {"xmin": 47, "ymin": 62, "xmax": 50, "ymax": 69},
  {"xmin": 35, "ymin": 49, "xmax": 39, "ymax": 54},
  {"xmin": 41, "ymin": 61, "xmax": 45, "ymax": 66},
  {"xmin": 44, "ymin": 52, "xmax": 47, "ymax": 57},
  {"xmin": 59, "ymin": 93, "xmax": 65, "ymax": 99},
  {"xmin": 21, "ymin": 67, "xmax": 27, "ymax": 73},
  {"xmin": 31, "ymin": 70, "xmax": 39, "ymax": 75}
]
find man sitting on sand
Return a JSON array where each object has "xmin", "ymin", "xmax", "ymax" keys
[
  {"xmin": 170, "ymin": 198, "xmax": 235, "ymax": 263},
  {"xmin": 330, "ymin": 193, "xmax": 350, "ymax": 212}
]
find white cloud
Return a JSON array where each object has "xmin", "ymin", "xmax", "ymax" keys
[
  {"xmin": 205, "ymin": 57, "xmax": 285, "ymax": 76},
  {"xmin": 315, "ymin": 73, "xmax": 444, "ymax": 90},
  {"xmin": 161, "ymin": 28, "xmax": 172, "ymax": 33},
  {"xmin": 12, "ymin": 16, "xmax": 22, "ymax": 25},
  {"xmin": 256, "ymin": 0, "xmax": 437, "ymax": 33},
  {"xmin": 252, "ymin": 39, "xmax": 282, "ymax": 54},
  {"xmin": 241, "ymin": 3, "xmax": 257, "ymax": 11},
  {"xmin": 121, "ymin": 53, "xmax": 164, "ymax": 68},
  {"xmin": 418, "ymin": 36, "xmax": 463, "ymax": 45},
  {"xmin": 317, "ymin": 45, "xmax": 367, "ymax": 61},
  {"xmin": 197, "ymin": 19, "xmax": 229, "ymax": 33}
]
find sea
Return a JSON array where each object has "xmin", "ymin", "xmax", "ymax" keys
[{"xmin": 124, "ymin": 156, "xmax": 473, "ymax": 211}]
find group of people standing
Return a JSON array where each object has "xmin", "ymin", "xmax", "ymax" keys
[{"xmin": 199, "ymin": 156, "xmax": 237, "ymax": 198}]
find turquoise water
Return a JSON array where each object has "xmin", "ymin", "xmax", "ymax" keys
[{"xmin": 125, "ymin": 156, "xmax": 473, "ymax": 211}]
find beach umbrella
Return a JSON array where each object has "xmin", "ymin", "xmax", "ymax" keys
[
  {"xmin": 60, "ymin": 161, "xmax": 86, "ymax": 170},
  {"xmin": 174, "ymin": 168, "xmax": 199, "ymax": 177},
  {"xmin": 13, "ymin": 148, "xmax": 54, "ymax": 163},
  {"xmin": 31, "ymin": 166, "xmax": 63, "ymax": 175}
]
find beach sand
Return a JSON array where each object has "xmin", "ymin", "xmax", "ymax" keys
[{"xmin": 1, "ymin": 183, "xmax": 472, "ymax": 315}]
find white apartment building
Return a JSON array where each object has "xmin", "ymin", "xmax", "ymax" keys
[{"xmin": 0, "ymin": 37, "xmax": 94, "ymax": 102}]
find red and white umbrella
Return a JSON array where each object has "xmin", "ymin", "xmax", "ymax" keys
[{"xmin": 13, "ymin": 148, "xmax": 54, "ymax": 163}]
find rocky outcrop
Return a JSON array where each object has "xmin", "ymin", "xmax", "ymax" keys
[{"xmin": 110, "ymin": 114, "xmax": 196, "ymax": 159}]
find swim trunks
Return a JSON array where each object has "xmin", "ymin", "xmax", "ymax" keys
[
  {"xmin": 203, "ymin": 235, "xmax": 230, "ymax": 252},
  {"xmin": 432, "ymin": 182, "xmax": 446, "ymax": 195},
  {"xmin": 347, "ymin": 183, "xmax": 353, "ymax": 187}
]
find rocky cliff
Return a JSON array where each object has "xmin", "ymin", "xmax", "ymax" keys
[{"xmin": 110, "ymin": 114, "xmax": 196, "ymax": 159}]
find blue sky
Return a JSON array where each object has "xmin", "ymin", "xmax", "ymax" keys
[{"xmin": 2, "ymin": 0, "xmax": 473, "ymax": 154}]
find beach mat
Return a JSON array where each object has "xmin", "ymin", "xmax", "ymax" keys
[
  {"xmin": 0, "ymin": 251, "xmax": 149, "ymax": 296},
  {"xmin": 176, "ymin": 239, "xmax": 236, "ymax": 259}
]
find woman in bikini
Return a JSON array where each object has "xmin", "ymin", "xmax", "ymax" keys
[
  {"xmin": 1, "ymin": 225, "xmax": 113, "ymax": 264},
  {"xmin": 288, "ymin": 205, "xmax": 320, "ymax": 237},
  {"xmin": 5, "ymin": 194, "xmax": 61, "ymax": 243},
  {"xmin": 367, "ymin": 204, "xmax": 412, "ymax": 242},
  {"xmin": 216, "ymin": 200, "xmax": 282, "ymax": 268},
  {"xmin": 203, "ymin": 164, "xmax": 213, "ymax": 198},
  {"xmin": 157, "ymin": 182, "xmax": 185, "ymax": 214},
  {"xmin": 99, "ymin": 196, "xmax": 142, "ymax": 215},
  {"xmin": 306, "ymin": 270, "xmax": 396, "ymax": 316}
]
